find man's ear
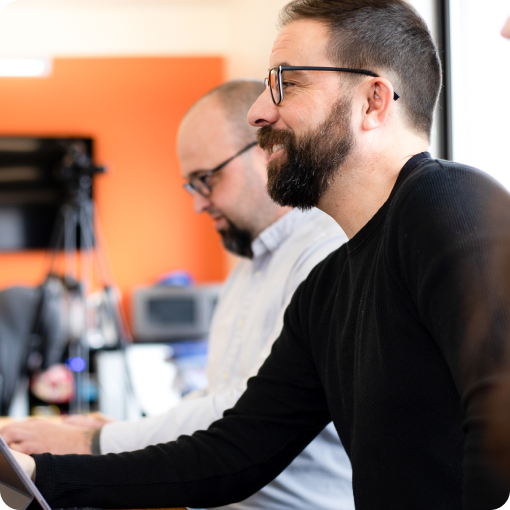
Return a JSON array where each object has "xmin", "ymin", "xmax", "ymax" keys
[{"xmin": 362, "ymin": 78, "xmax": 394, "ymax": 132}]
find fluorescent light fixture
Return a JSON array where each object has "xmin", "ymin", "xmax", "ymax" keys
[{"xmin": 0, "ymin": 58, "xmax": 51, "ymax": 77}]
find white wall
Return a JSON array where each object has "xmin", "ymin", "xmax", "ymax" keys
[
  {"xmin": 0, "ymin": 0, "xmax": 230, "ymax": 57},
  {"xmin": 0, "ymin": 0, "xmax": 288, "ymax": 80},
  {"xmin": 227, "ymin": 0, "xmax": 289, "ymax": 79}
]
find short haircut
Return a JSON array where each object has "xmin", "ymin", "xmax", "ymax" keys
[
  {"xmin": 279, "ymin": 0, "xmax": 442, "ymax": 138},
  {"xmin": 197, "ymin": 80, "xmax": 265, "ymax": 147}
]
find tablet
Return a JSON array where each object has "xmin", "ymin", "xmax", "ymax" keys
[{"xmin": 0, "ymin": 433, "xmax": 51, "ymax": 510}]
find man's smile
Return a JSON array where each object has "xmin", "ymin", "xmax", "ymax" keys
[{"xmin": 268, "ymin": 144, "xmax": 285, "ymax": 162}]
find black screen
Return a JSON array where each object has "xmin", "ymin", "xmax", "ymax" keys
[
  {"xmin": 0, "ymin": 204, "xmax": 59, "ymax": 251},
  {"xmin": 148, "ymin": 297, "xmax": 196, "ymax": 325},
  {"xmin": 0, "ymin": 137, "xmax": 97, "ymax": 251}
]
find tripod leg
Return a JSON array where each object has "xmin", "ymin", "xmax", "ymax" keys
[
  {"xmin": 82, "ymin": 200, "xmax": 132, "ymax": 343},
  {"xmin": 66, "ymin": 206, "xmax": 86, "ymax": 415},
  {"xmin": 81, "ymin": 200, "xmax": 145, "ymax": 419},
  {"xmin": 44, "ymin": 206, "xmax": 66, "ymax": 277},
  {"xmin": 70, "ymin": 202, "xmax": 96, "ymax": 415}
]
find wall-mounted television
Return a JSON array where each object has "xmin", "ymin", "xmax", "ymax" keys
[{"xmin": 0, "ymin": 137, "xmax": 101, "ymax": 251}]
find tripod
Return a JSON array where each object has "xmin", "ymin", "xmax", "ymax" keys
[{"xmin": 40, "ymin": 145, "xmax": 132, "ymax": 414}]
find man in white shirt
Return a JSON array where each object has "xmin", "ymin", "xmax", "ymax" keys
[{"xmin": 1, "ymin": 79, "xmax": 352, "ymax": 510}]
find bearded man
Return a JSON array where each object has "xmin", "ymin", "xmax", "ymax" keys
[{"xmin": 11, "ymin": 1, "xmax": 510, "ymax": 509}]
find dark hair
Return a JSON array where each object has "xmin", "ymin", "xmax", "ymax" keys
[{"xmin": 279, "ymin": 0, "xmax": 441, "ymax": 138}]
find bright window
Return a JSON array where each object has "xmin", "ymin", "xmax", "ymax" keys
[{"xmin": 449, "ymin": 0, "xmax": 510, "ymax": 189}]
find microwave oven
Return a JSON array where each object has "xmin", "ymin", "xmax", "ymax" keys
[{"xmin": 132, "ymin": 284, "xmax": 221, "ymax": 342}]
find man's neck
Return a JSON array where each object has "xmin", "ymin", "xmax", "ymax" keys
[{"xmin": 319, "ymin": 137, "xmax": 429, "ymax": 239}]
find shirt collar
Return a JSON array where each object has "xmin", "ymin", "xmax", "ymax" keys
[{"xmin": 251, "ymin": 208, "xmax": 317, "ymax": 260}]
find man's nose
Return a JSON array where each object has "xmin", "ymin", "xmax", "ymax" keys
[
  {"xmin": 248, "ymin": 87, "xmax": 279, "ymax": 127},
  {"xmin": 193, "ymin": 192, "xmax": 212, "ymax": 214}
]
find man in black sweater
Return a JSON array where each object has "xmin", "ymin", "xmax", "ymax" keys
[{"xmin": 10, "ymin": 1, "xmax": 510, "ymax": 509}]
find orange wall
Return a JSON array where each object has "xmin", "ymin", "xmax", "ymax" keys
[{"xmin": 0, "ymin": 57, "xmax": 228, "ymax": 326}]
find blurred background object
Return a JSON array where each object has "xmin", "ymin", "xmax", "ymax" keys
[
  {"xmin": 0, "ymin": 136, "xmax": 131, "ymax": 417},
  {"xmin": 0, "ymin": 281, "xmax": 66, "ymax": 415},
  {"xmin": 30, "ymin": 364, "xmax": 74, "ymax": 404},
  {"xmin": 132, "ymin": 283, "xmax": 220, "ymax": 343}
]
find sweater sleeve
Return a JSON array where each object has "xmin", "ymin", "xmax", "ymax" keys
[
  {"xmin": 32, "ymin": 282, "xmax": 332, "ymax": 510},
  {"xmin": 394, "ymin": 161, "xmax": 510, "ymax": 510}
]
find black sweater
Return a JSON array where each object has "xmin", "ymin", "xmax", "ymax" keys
[{"xmin": 33, "ymin": 154, "xmax": 510, "ymax": 510}]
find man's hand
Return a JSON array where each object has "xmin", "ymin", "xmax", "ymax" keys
[
  {"xmin": 10, "ymin": 449, "xmax": 36, "ymax": 481},
  {"xmin": 0, "ymin": 420, "xmax": 96, "ymax": 455}
]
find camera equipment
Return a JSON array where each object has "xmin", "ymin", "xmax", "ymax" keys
[
  {"xmin": 0, "ymin": 137, "xmax": 132, "ymax": 415},
  {"xmin": 0, "ymin": 281, "xmax": 66, "ymax": 415}
]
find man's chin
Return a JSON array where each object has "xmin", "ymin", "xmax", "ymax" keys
[
  {"xmin": 267, "ymin": 164, "xmax": 320, "ymax": 210},
  {"xmin": 218, "ymin": 225, "xmax": 253, "ymax": 259},
  {"xmin": 268, "ymin": 193, "xmax": 317, "ymax": 211}
]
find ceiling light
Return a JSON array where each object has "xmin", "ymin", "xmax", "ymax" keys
[{"xmin": 0, "ymin": 58, "xmax": 52, "ymax": 77}]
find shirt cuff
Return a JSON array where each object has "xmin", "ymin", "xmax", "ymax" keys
[
  {"xmin": 31, "ymin": 453, "xmax": 53, "ymax": 501},
  {"xmin": 91, "ymin": 429, "xmax": 101, "ymax": 455}
]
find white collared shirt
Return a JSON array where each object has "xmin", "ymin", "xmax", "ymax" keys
[{"xmin": 101, "ymin": 208, "xmax": 354, "ymax": 510}]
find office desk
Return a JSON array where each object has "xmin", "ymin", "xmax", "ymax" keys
[
  {"xmin": 0, "ymin": 417, "xmax": 185, "ymax": 510},
  {"xmin": 0, "ymin": 416, "xmax": 61, "ymax": 427}
]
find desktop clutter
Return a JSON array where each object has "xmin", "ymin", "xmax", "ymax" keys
[{"xmin": 0, "ymin": 268, "xmax": 219, "ymax": 421}]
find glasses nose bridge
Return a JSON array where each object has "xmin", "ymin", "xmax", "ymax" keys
[{"xmin": 192, "ymin": 187, "xmax": 212, "ymax": 213}]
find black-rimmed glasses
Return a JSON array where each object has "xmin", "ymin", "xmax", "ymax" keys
[
  {"xmin": 183, "ymin": 141, "xmax": 258, "ymax": 198},
  {"xmin": 264, "ymin": 66, "xmax": 400, "ymax": 105}
]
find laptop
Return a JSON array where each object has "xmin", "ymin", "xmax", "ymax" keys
[{"xmin": 0, "ymin": 433, "xmax": 100, "ymax": 510}]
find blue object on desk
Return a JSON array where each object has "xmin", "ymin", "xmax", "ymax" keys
[{"xmin": 157, "ymin": 270, "xmax": 194, "ymax": 287}]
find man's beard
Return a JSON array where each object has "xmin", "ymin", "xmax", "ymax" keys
[
  {"xmin": 219, "ymin": 219, "xmax": 253, "ymax": 259},
  {"xmin": 258, "ymin": 97, "xmax": 354, "ymax": 210}
]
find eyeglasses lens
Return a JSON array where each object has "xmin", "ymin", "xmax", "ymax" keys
[
  {"xmin": 269, "ymin": 68, "xmax": 281, "ymax": 104},
  {"xmin": 186, "ymin": 177, "xmax": 209, "ymax": 197}
]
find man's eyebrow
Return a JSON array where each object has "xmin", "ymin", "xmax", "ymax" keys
[
  {"xmin": 267, "ymin": 62, "xmax": 292, "ymax": 70},
  {"xmin": 187, "ymin": 169, "xmax": 208, "ymax": 180},
  {"xmin": 271, "ymin": 62, "xmax": 308, "ymax": 75},
  {"xmin": 268, "ymin": 65, "xmax": 309, "ymax": 79},
  {"xmin": 283, "ymin": 69, "xmax": 307, "ymax": 78}
]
